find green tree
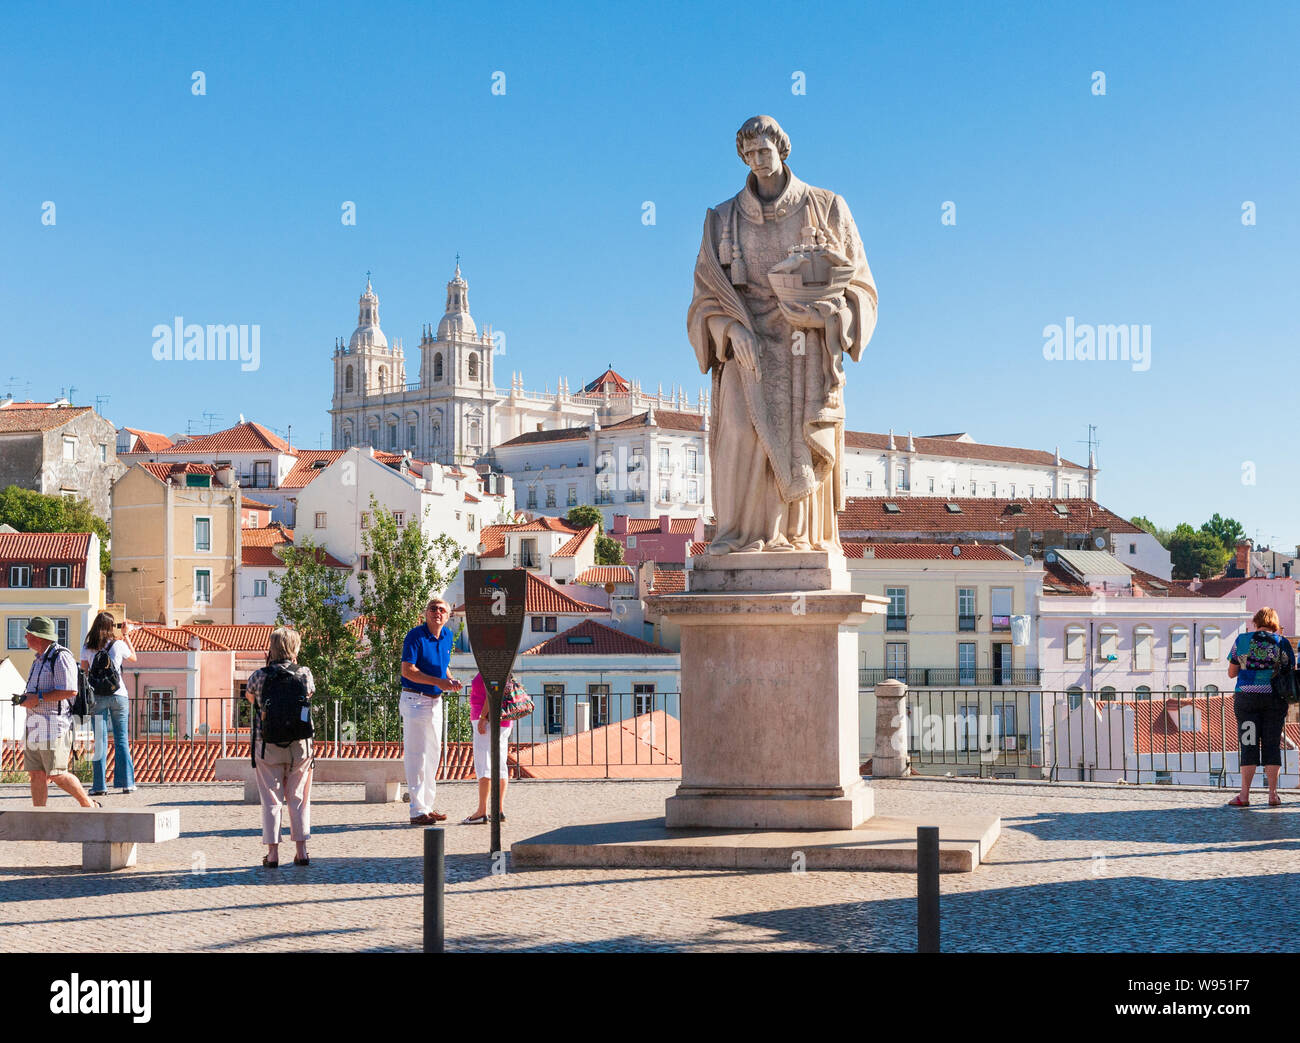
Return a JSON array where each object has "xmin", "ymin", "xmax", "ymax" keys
[
  {"xmin": 1200, "ymin": 513, "xmax": 1246, "ymax": 552},
  {"xmin": 0, "ymin": 485, "xmax": 111, "ymax": 571},
  {"xmin": 565, "ymin": 504, "xmax": 604, "ymax": 532},
  {"xmin": 595, "ymin": 534, "xmax": 625, "ymax": 565},
  {"xmin": 1129, "ymin": 515, "xmax": 1172, "ymax": 549},
  {"xmin": 357, "ymin": 498, "xmax": 462, "ymax": 703},
  {"xmin": 273, "ymin": 536, "xmax": 363, "ymax": 730},
  {"xmin": 1169, "ymin": 523, "xmax": 1230, "ymax": 580}
]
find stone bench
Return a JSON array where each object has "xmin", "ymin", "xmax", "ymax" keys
[
  {"xmin": 0, "ymin": 807, "xmax": 181, "ymax": 871},
  {"xmin": 215, "ymin": 758, "xmax": 405, "ymax": 804}
]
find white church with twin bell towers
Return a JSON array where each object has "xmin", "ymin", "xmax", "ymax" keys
[{"xmin": 330, "ymin": 263, "xmax": 711, "ymax": 520}]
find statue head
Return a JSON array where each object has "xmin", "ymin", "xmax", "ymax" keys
[{"xmin": 736, "ymin": 115, "xmax": 790, "ymax": 179}]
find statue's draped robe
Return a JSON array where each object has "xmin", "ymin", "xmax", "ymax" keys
[{"xmin": 688, "ymin": 169, "xmax": 877, "ymax": 553}]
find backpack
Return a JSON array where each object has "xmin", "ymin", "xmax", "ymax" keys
[
  {"xmin": 1237, "ymin": 632, "xmax": 1298, "ymax": 702},
  {"xmin": 87, "ymin": 643, "xmax": 123, "ymax": 700},
  {"xmin": 41, "ymin": 644, "xmax": 95, "ymax": 720},
  {"xmin": 253, "ymin": 663, "xmax": 313, "ymax": 757}
]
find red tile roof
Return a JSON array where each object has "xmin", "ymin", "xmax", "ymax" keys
[
  {"xmin": 476, "ymin": 524, "xmax": 510, "ymax": 558},
  {"xmin": 575, "ymin": 566, "xmax": 636, "ymax": 585},
  {"xmin": 650, "ymin": 568, "xmax": 685, "ymax": 593},
  {"xmin": 688, "ymin": 540, "xmax": 708, "ymax": 557},
  {"xmin": 279, "ymin": 450, "xmax": 345, "ymax": 489},
  {"xmin": 0, "ymin": 405, "xmax": 91, "ymax": 433},
  {"xmin": 844, "ymin": 541, "xmax": 1018, "ymax": 561},
  {"xmin": 601, "ymin": 409, "xmax": 706, "ymax": 432},
  {"xmin": 373, "ymin": 450, "xmax": 432, "ymax": 472},
  {"xmin": 523, "ymin": 619, "xmax": 671, "ymax": 656},
  {"xmin": 844, "ymin": 430, "xmax": 1085, "ymax": 470},
  {"xmin": 0, "ymin": 532, "xmax": 92, "ymax": 587},
  {"xmin": 1131, "ymin": 694, "xmax": 1300, "ymax": 756},
  {"xmin": 513, "ymin": 517, "xmax": 577, "ymax": 534},
  {"xmin": 181, "ymin": 624, "xmax": 274, "ymax": 651},
  {"xmin": 838, "ymin": 497, "xmax": 1143, "ymax": 536},
  {"xmin": 168, "ymin": 421, "xmax": 289, "ymax": 454},
  {"xmin": 464, "ymin": 492, "xmax": 480, "ymax": 504},
  {"xmin": 1184, "ymin": 577, "xmax": 1249, "ymax": 598},
  {"xmin": 523, "ymin": 574, "xmax": 606, "ymax": 614},
  {"xmin": 130, "ymin": 628, "xmax": 193, "ymax": 652},
  {"xmin": 581, "ymin": 367, "xmax": 632, "ymax": 394},
  {"xmin": 240, "ymin": 496, "xmax": 275, "ymax": 511},
  {"xmin": 122, "ymin": 428, "xmax": 174, "ymax": 452},
  {"xmin": 622, "ymin": 516, "xmax": 701, "ymax": 535},
  {"xmin": 553, "ymin": 525, "xmax": 596, "ymax": 557},
  {"xmin": 139, "ymin": 461, "xmax": 220, "ymax": 484},
  {"xmin": 497, "ymin": 427, "xmax": 591, "ymax": 447}
]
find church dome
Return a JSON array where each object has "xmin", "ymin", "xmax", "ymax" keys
[
  {"xmin": 436, "ymin": 260, "xmax": 477, "ymax": 340},
  {"xmin": 348, "ymin": 276, "xmax": 388, "ymax": 351}
]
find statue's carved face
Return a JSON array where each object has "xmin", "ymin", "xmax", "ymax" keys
[{"xmin": 740, "ymin": 135, "xmax": 782, "ymax": 179}]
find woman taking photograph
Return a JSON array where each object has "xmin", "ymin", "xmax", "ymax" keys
[
  {"xmin": 1227, "ymin": 607, "xmax": 1296, "ymax": 807},
  {"xmin": 245, "ymin": 626, "xmax": 314, "ymax": 868},
  {"xmin": 80, "ymin": 612, "xmax": 137, "ymax": 796}
]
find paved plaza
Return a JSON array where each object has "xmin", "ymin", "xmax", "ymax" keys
[{"xmin": 2, "ymin": 778, "xmax": 1298, "ymax": 953}]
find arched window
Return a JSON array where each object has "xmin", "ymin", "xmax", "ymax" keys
[
  {"xmin": 468, "ymin": 419, "xmax": 481, "ymax": 446},
  {"xmin": 1171, "ymin": 684, "xmax": 1187, "ymax": 696},
  {"xmin": 468, "ymin": 353, "xmax": 479, "ymax": 380},
  {"xmin": 1135, "ymin": 685, "xmax": 1152, "ymax": 700},
  {"xmin": 1204, "ymin": 684, "xmax": 1220, "ymax": 697},
  {"xmin": 345, "ymin": 365, "xmax": 354, "ymax": 393},
  {"xmin": 1099, "ymin": 686, "xmax": 1116, "ymax": 702},
  {"xmin": 1067, "ymin": 686, "xmax": 1084, "ymax": 711},
  {"xmin": 434, "ymin": 353, "xmax": 443, "ymax": 382}
]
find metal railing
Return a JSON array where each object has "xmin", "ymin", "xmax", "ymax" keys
[
  {"xmin": 861, "ymin": 667, "xmax": 1042, "ymax": 687},
  {"xmin": 0, "ymin": 689, "xmax": 683, "ymax": 783},
  {"xmin": 888, "ymin": 687, "xmax": 1289, "ymax": 788}
]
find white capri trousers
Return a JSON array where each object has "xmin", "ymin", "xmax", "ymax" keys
[{"xmin": 472, "ymin": 720, "xmax": 514, "ymax": 779}]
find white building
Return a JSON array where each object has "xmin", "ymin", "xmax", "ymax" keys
[
  {"xmin": 235, "ymin": 523, "xmax": 351, "ymax": 625},
  {"xmin": 843, "ymin": 430, "xmax": 1097, "ymax": 501},
  {"xmin": 293, "ymin": 447, "xmax": 514, "ymax": 610},
  {"xmin": 475, "ymin": 516, "xmax": 596, "ymax": 584},
  {"xmin": 328, "ymin": 265, "xmax": 707, "ymax": 469}
]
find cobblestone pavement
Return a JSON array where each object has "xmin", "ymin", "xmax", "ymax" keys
[{"xmin": 2, "ymin": 778, "xmax": 1297, "ymax": 952}]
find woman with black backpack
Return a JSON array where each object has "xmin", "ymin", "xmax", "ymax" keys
[
  {"xmin": 1227, "ymin": 607, "xmax": 1297, "ymax": 807},
  {"xmin": 245, "ymin": 626, "xmax": 315, "ymax": 868},
  {"xmin": 79, "ymin": 611, "xmax": 137, "ymax": 797}
]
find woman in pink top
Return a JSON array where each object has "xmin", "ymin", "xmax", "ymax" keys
[{"xmin": 461, "ymin": 673, "xmax": 514, "ymax": 825}]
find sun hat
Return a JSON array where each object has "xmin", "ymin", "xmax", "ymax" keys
[{"xmin": 24, "ymin": 617, "xmax": 58, "ymax": 642}]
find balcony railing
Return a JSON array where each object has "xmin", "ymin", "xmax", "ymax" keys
[
  {"xmin": 885, "ymin": 614, "xmax": 907, "ymax": 632},
  {"xmin": 958, "ymin": 614, "xmax": 976, "ymax": 632},
  {"xmin": 861, "ymin": 667, "xmax": 1042, "ymax": 687}
]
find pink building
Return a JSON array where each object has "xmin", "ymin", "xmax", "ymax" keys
[
  {"xmin": 610, "ymin": 514, "xmax": 705, "ymax": 567},
  {"xmin": 1185, "ymin": 575, "xmax": 1300, "ymax": 642}
]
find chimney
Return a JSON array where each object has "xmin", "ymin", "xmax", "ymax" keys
[
  {"xmin": 1189, "ymin": 576, "xmax": 1202, "ymax": 592},
  {"xmin": 659, "ymin": 513, "xmax": 670, "ymax": 534},
  {"xmin": 216, "ymin": 465, "xmax": 234, "ymax": 488},
  {"xmin": 612, "ymin": 514, "xmax": 628, "ymax": 535},
  {"xmin": 1236, "ymin": 541, "xmax": 1251, "ymax": 574}
]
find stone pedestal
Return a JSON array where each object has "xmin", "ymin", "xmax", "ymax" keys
[
  {"xmin": 83, "ymin": 841, "xmax": 137, "ymax": 871},
  {"xmin": 872, "ymin": 679, "xmax": 910, "ymax": 778},
  {"xmin": 649, "ymin": 583, "xmax": 887, "ymax": 830}
]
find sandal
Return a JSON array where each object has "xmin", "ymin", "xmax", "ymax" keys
[
  {"xmin": 293, "ymin": 855, "xmax": 310, "ymax": 867},
  {"xmin": 461, "ymin": 813, "xmax": 488, "ymax": 825},
  {"xmin": 262, "ymin": 855, "xmax": 279, "ymax": 869},
  {"xmin": 1269, "ymin": 795, "xmax": 1282, "ymax": 807},
  {"xmin": 1227, "ymin": 795, "xmax": 1250, "ymax": 807}
]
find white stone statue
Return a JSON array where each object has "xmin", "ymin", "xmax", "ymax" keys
[{"xmin": 688, "ymin": 115, "xmax": 877, "ymax": 554}]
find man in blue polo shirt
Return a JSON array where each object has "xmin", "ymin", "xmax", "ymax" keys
[{"xmin": 399, "ymin": 597, "xmax": 463, "ymax": 825}]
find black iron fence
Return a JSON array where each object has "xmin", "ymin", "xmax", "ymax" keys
[
  {"xmin": 861, "ymin": 667, "xmax": 1042, "ymax": 688},
  {"xmin": 0, "ymin": 689, "xmax": 683, "ymax": 783},
  {"xmin": 889, "ymin": 687, "xmax": 1293, "ymax": 788}
]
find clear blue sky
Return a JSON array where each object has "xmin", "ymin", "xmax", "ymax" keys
[{"xmin": 3, "ymin": 1, "xmax": 1297, "ymax": 549}]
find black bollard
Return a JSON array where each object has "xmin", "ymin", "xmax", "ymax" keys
[
  {"xmin": 917, "ymin": 826, "xmax": 939, "ymax": 953},
  {"xmin": 424, "ymin": 826, "xmax": 445, "ymax": 953}
]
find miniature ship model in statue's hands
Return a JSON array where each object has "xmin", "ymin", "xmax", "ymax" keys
[{"xmin": 688, "ymin": 115, "xmax": 877, "ymax": 555}]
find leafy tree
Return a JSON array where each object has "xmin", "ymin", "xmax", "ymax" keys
[
  {"xmin": 272, "ymin": 536, "xmax": 363, "ymax": 733},
  {"xmin": 1169, "ymin": 523, "xmax": 1230, "ymax": 580},
  {"xmin": 595, "ymin": 534, "xmax": 625, "ymax": 565},
  {"xmin": 1129, "ymin": 515, "xmax": 1171, "ymax": 549},
  {"xmin": 357, "ymin": 497, "xmax": 462, "ymax": 704},
  {"xmin": 0, "ymin": 486, "xmax": 111, "ymax": 571},
  {"xmin": 565, "ymin": 505, "xmax": 604, "ymax": 532},
  {"xmin": 1200, "ymin": 513, "xmax": 1246, "ymax": 552}
]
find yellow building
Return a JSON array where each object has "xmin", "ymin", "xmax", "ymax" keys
[
  {"xmin": 848, "ymin": 542, "xmax": 1044, "ymax": 758},
  {"xmin": 110, "ymin": 462, "xmax": 241, "ymax": 626},
  {"xmin": 0, "ymin": 531, "xmax": 104, "ymax": 677}
]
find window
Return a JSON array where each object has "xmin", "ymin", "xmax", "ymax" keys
[
  {"xmin": 688, "ymin": 479, "xmax": 700, "ymax": 502},
  {"xmin": 520, "ymin": 538, "xmax": 537, "ymax": 568},
  {"xmin": 1171, "ymin": 684, "xmax": 1188, "ymax": 696},
  {"xmin": 659, "ymin": 447, "xmax": 670, "ymax": 470},
  {"xmin": 315, "ymin": 512, "xmax": 327, "ymax": 529},
  {"xmin": 1129, "ymin": 543, "xmax": 1137, "ymax": 555},
  {"xmin": 253, "ymin": 579, "xmax": 268, "ymax": 597},
  {"xmin": 388, "ymin": 423, "xmax": 397, "ymax": 450},
  {"xmin": 1202, "ymin": 627, "xmax": 1220, "ymax": 661},
  {"xmin": 360, "ymin": 512, "xmax": 369, "ymax": 529},
  {"xmin": 567, "ymin": 486, "xmax": 577, "ymax": 507},
  {"xmin": 633, "ymin": 684, "xmax": 656, "ymax": 716},
  {"xmin": 991, "ymin": 587, "xmax": 1012, "ymax": 631},
  {"xmin": 194, "ymin": 569, "xmax": 212, "ymax": 604},
  {"xmin": 146, "ymin": 689, "xmax": 174, "ymax": 734},
  {"xmin": 1134, "ymin": 626, "xmax": 1154, "ymax": 671},
  {"xmin": 957, "ymin": 588, "xmax": 975, "ymax": 631},
  {"xmin": 185, "ymin": 473, "xmax": 211, "ymax": 488},
  {"xmin": 63, "ymin": 437, "xmax": 76, "ymax": 460},
  {"xmin": 47, "ymin": 565, "xmax": 71, "ymax": 588},
  {"xmin": 545, "ymin": 487, "xmax": 556, "ymax": 508},
  {"xmin": 928, "ymin": 477, "xmax": 935, "ymax": 493},
  {"xmin": 393, "ymin": 511, "xmax": 405, "ymax": 528},
  {"xmin": 969, "ymin": 481, "xmax": 977, "ymax": 495},
  {"xmin": 885, "ymin": 587, "xmax": 907, "ymax": 631},
  {"xmin": 687, "ymin": 448, "xmax": 699, "ymax": 473},
  {"xmin": 1178, "ymin": 704, "xmax": 1199, "ymax": 731},
  {"xmin": 9, "ymin": 566, "xmax": 31, "ymax": 588},
  {"xmin": 526, "ymin": 487, "xmax": 538, "ymax": 509},
  {"xmin": 1065, "ymin": 627, "xmax": 1085, "ymax": 661},
  {"xmin": 1135, "ymin": 685, "xmax": 1152, "ymax": 700},
  {"xmin": 98, "ymin": 444, "xmax": 108, "ymax": 463},
  {"xmin": 467, "ymin": 514, "xmax": 476, "ymax": 532},
  {"xmin": 885, "ymin": 642, "xmax": 908, "ymax": 681},
  {"xmin": 359, "ymin": 555, "xmax": 369, "ymax": 571},
  {"xmin": 864, "ymin": 473, "xmax": 872, "ymax": 489},
  {"xmin": 253, "ymin": 461, "xmax": 272, "ymax": 488},
  {"xmin": 544, "ymin": 684, "xmax": 565, "ymax": 734},
  {"xmin": 7, "ymin": 618, "xmax": 28, "ymax": 649},
  {"xmin": 588, "ymin": 684, "xmax": 610, "ymax": 727},
  {"xmin": 1098, "ymin": 626, "xmax": 1118, "ymax": 662},
  {"xmin": 345, "ymin": 365, "xmax": 354, "ymax": 392},
  {"xmin": 531, "ymin": 616, "xmax": 544, "ymax": 633},
  {"xmin": 407, "ymin": 422, "xmax": 417, "ymax": 447},
  {"xmin": 53, "ymin": 618, "xmax": 69, "ymax": 646},
  {"xmin": 627, "ymin": 536, "xmax": 637, "ymax": 549},
  {"xmin": 1067, "ymin": 686, "xmax": 1083, "ymax": 711},
  {"xmin": 1009, "ymin": 484, "xmax": 1016, "ymax": 498},
  {"xmin": 897, "ymin": 469, "xmax": 909, "ymax": 491},
  {"xmin": 958, "ymin": 643, "xmax": 976, "ymax": 685},
  {"xmin": 194, "ymin": 517, "xmax": 212, "ymax": 552},
  {"xmin": 1169, "ymin": 627, "xmax": 1189, "ymax": 662},
  {"xmin": 468, "ymin": 353, "xmax": 479, "ymax": 380},
  {"xmin": 544, "ymin": 616, "xmax": 557, "ymax": 633},
  {"xmin": 433, "ymin": 354, "xmax": 443, "ymax": 382}
]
